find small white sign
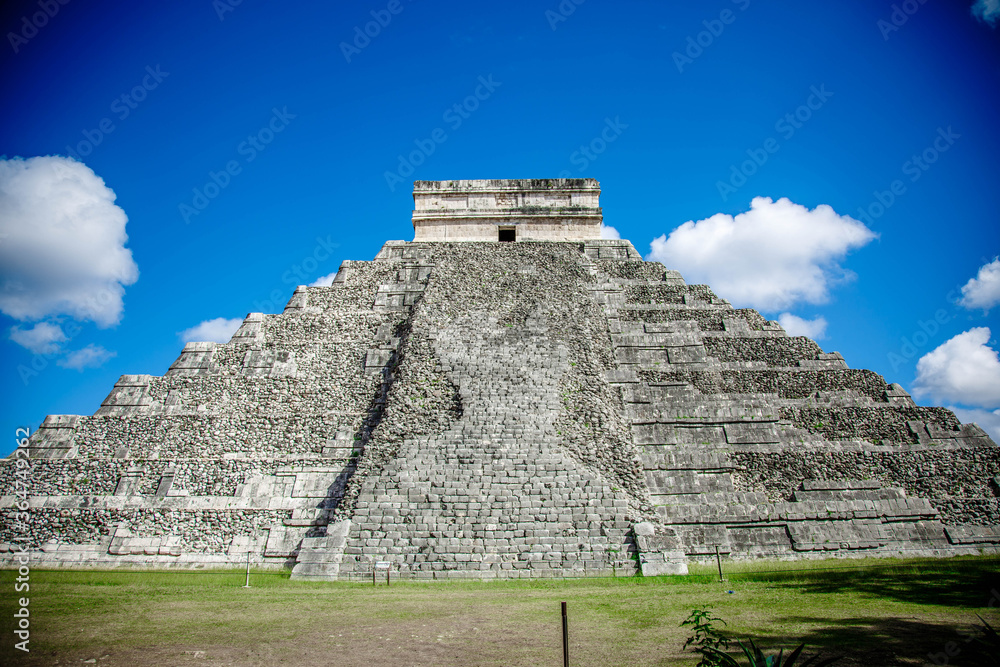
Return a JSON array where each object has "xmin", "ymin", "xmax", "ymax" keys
[{"xmin": 375, "ymin": 561, "xmax": 391, "ymax": 569}]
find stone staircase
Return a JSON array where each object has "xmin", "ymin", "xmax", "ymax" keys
[{"xmin": 336, "ymin": 295, "xmax": 636, "ymax": 579}]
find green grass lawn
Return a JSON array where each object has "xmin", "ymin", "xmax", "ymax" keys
[{"xmin": 1, "ymin": 556, "xmax": 998, "ymax": 666}]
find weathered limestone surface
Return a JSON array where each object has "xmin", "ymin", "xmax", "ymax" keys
[
  {"xmin": 411, "ymin": 179, "xmax": 602, "ymax": 242},
  {"xmin": 329, "ymin": 243, "xmax": 641, "ymax": 579},
  {"xmin": 2, "ymin": 180, "xmax": 998, "ymax": 577}
]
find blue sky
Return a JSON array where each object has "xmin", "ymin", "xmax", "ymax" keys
[{"xmin": 1, "ymin": 0, "xmax": 999, "ymax": 456}]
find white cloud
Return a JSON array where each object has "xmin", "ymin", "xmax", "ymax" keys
[
  {"xmin": 309, "ymin": 273, "xmax": 337, "ymax": 287},
  {"xmin": 778, "ymin": 313, "xmax": 828, "ymax": 339},
  {"xmin": 600, "ymin": 223, "xmax": 621, "ymax": 240},
  {"xmin": 959, "ymin": 257, "xmax": 1000, "ymax": 312},
  {"xmin": 179, "ymin": 317, "xmax": 243, "ymax": 344},
  {"xmin": 58, "ymin": 344, "xmax": 116, "ymax": 370},
  {"xmin": 949, "ymin": 406, "xmax": 1000, "ymax": 443},
  {"xmin": 0, "ymin": 156, "xmax": 139, "ymax": 327},
  {"xmin": 912, "ymin": 327, "xmax": 1000, "ymax": 408},
  {"xmin": 9, "ymin": 321, "xmax": 67, "ymax": 354},
  {"xmin": 646, "ymin": 197, "xmax": 877, "ymax": 311},
  {"xmin": 972, "ymin": 0, "xmax": 1000, "ymax": 26}
]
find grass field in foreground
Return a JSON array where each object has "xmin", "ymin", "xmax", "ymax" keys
[{"xmin": 1, "ymin": 556, "xmax": 998, "ymax": 666}]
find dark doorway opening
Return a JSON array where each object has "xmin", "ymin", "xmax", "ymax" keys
[{"xmin": 498, "ymin": 228, "xmax": 516, "ymax": 242}]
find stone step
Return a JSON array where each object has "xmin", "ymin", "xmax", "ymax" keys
[
  {"xmin": 288, "ymin": 520, "xmax": 352, "ymax": 581},
  {"xmin": 646, "ymin": 469, "xmax": 735, "ymax": 496}
]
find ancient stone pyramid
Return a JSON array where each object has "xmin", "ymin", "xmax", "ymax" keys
[{"xmin": 4, "ymin": 179, "xmax": 999, "ymax": 578}]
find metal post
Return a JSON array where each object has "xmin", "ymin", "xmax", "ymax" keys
[
  {"xmin": 387, "ymin": 566, "xmax": 390, "ymax": 587},
  {"xmin": 373, "ymin": 569, "xmax": 376, "ymax": 587},
  {"xmin": 243, "ymin": 551, "xmax": 251, "ymax": 588},
  {"xmin": 561, "ymin": 601, "xmax": 569, "ymax": 667},
  {"xmin": 715, "ymin": 546, "xmax": 725, "ymax": 582}
]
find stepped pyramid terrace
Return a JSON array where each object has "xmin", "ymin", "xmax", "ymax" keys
[{"xmin": 3, "ymin": 178, "xmax": 999, "ymax": 579}]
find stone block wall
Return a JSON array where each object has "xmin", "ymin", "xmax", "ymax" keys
[
  {"xmin": 0, "ymin": 253, "xmax": 426, "ymax": 568},
  {"xmin": 597, "ymin": 242, "xmax": 999, "ymax": 563}
]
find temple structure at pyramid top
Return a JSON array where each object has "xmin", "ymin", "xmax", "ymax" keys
[{"xmin": 411, "ymin": 178, "xmax": 603, "ymax": 242}]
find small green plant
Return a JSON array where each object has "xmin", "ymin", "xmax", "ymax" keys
[
  {"xmin": 703, "ymin": 638, "xmax": 840, "ymax": 667},
  {"xmin": 681, "ymin": 608, "xmax": 730, "ymax": 667}
]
